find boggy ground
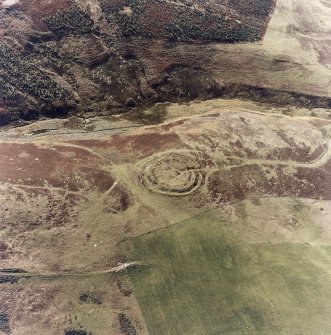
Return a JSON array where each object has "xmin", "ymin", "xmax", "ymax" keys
[{"xmin": 0, "ymin": 99, "xmax": 331, "ymax": 334}]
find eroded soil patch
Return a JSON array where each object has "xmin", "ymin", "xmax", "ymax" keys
[
  {"xmin": 0, "ymin": 313, "xmax": 11, "ymax": 334},
  {"xmin": 118, "ymin": 313, "xmax": 137, "ymax": 335}
]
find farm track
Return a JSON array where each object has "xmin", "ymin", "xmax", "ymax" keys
[{"xmin": 0, "ymin": 262, "xmax": 143, "ymax": 281}]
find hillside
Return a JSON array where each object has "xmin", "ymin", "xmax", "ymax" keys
[
  {"xmin": 1, "ymin": 0, "xmax": 277, "ymax": 125},
  {"xmin": 1, "ymin": 1, "xmax": 331, "ymax": 334}
]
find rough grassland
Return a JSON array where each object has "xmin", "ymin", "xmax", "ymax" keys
[{"xmin": 121, "ymin": 212, "xmax": 331, "ymax": 335}]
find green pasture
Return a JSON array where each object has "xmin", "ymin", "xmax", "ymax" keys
[{"xmin": 121, "ymin": 213, "xmax": 331, "ymax": 335}]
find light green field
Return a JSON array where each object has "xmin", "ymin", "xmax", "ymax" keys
[{"xmin": 121, "ymin": 212, "xmax": 331, "ymax": 335}]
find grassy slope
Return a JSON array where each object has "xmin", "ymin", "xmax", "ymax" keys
[{"xmin": 121, "ymin": 212, "xmax": 331, "ymax": 335}]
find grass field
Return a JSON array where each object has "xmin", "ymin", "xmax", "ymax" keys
[{"xmin": 121, "ymin": 212, "xmax": 331, "ymax": 335}]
